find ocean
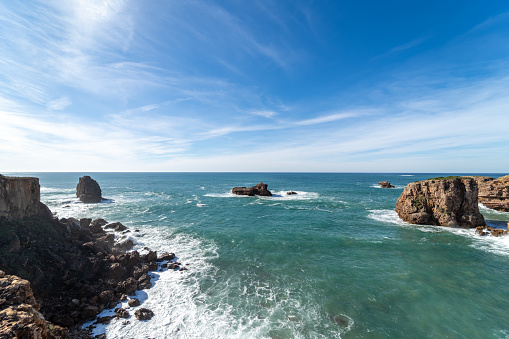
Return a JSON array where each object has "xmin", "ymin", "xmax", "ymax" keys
[{"xmin": 6, "ymin": 172, "xmax": 509, "ymax": 338}]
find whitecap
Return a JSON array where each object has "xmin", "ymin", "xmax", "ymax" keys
[{"xmin": 368, "ymin": 209, "xmax": 509, "ymax": 257}]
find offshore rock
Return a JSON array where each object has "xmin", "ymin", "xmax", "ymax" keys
[
  {"xmin": 378, "ymin": 181, "xmax": 395, "ymax": 188},
  {"xmin": 232, "ymin": 182, "xmax": 272, "ymax": 196},
  {"xmin": 0, "ymin": 175, "xmax": 52, "ymax": 220},
  {"xmin": 76, "ymin": 176, "xmax": 102, "ymax": 203},
  {"xmin": 396, "ymin": 177, "xmax": 485, "ymax": 228},
  {"xmin": 474, "ymin": 175, "xmax": 509, "ymax": 212}
]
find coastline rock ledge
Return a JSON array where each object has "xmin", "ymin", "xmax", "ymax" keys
[
  {"xmin": 76, "ymin": 175, "xmax": 103, "ymax": 203},
  {"xmin": 395, "ymin": 177, "xmax": 485, "ymax": 228},
  {"xmin": 232, "ymin": 182, "xmax": 272, "ymax": 196}
]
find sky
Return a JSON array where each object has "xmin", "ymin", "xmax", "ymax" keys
[{"xmin": 1, "ymin": 0, "xmax": 509, "ymax": 173}]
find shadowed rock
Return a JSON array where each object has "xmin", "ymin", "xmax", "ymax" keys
[{"xmin": 76, "ymin": 176, "xmax": 102, "ymax": 203}]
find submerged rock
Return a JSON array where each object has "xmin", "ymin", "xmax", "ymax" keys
[
  {"xmin": 475, "ymin": 226, "xmax": 509, "ymax": 237},
  {"xmin": 76, "ymin": 176, "xmax": 103, "ymax": 203},
  {"xmin": 286, "ymin": 191, "xmax": 298, "ymax": 195},
  {"xmin": 396, "ymin": 177, "xmax": 485, "ymax": 228},
  {"xmin": 232, "ymin": 182, "xmax": 272, "ymax": 196}
]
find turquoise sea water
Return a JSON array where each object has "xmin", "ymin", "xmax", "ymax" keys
[{"xmin": 6, "ymin": 172, "xmax": 509, "ymax": 338}]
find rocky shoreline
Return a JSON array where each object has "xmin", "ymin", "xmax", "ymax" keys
[{"xmin": 0, "ymin": 175, "xmax": 184, "ymax": 338}]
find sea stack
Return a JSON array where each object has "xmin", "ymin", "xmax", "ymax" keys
[
  {"xmin": 232, "ymin": 182, "xmax": 272, "ymax": 196},
  {"xmin": 395, "ymin": 177, "xmax": 485, "ymax": 228},
  {"xmin": 76, "ymin": 175, "xmax": 102, "ymax": 203}
]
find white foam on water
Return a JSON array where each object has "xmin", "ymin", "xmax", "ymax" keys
[
  {"xmin": 479, "ymin": 203, "xmax": 509, "ymax": 216},
  {"xmin": 40, "ymin": 187, "xmax": 74, "ymax": 193},
  {"xmin": 370, "ymin": 185, "xmax": 405, "ymax": 189},
  {"xmin": 368, "ymin": 209, "xmax": 509, "ymax": 256},
  {"xmin": 203, "ymin": 192, "xmax": 237, "ymax": 198},
  {"xmin": 205, "ymin": 191, "xmax": 322, "ymax": 201}
]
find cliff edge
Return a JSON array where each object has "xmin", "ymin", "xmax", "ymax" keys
[
  {"xmin": 0, "ymin": 175, "xmax": 51, "ymax": 220},
  {"xmin": 396, "ymin": 177, "xmax": 485, "ymax": 228}
]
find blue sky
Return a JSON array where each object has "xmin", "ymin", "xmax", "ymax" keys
[{"xmin": 1, "ymin": 0, "xmax": 509, "ymax": 172}]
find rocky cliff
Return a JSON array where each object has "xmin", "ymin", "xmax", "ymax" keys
[
  {"xmin": 474, "ymin": 175, "xmax": 509, "ymax": 212},
  {"xmin": 0, "ymin": 175, "xmax": 51, "ymax": 220},
  {"xmin": 395, "ymin": 177, "xmax": 485, "ymax": 228},
  {"xmin": 76, "ymin": 176, "xmax": 102, "ymax": 203}
]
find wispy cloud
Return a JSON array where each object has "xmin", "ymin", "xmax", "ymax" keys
[
  {"xmin": 250, "ymin": 110, "xmax": 278, "ymax": 118},
  {"xmin": 47, "ymin": 96, "xmax": 72, "ymax": 111}
]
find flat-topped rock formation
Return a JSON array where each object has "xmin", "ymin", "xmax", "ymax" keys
[
  {"xmin": 76, "ymin": 175, "xmax": 103, "ymax": 203},
  {"xmin": 378, "ymin": 181, "xmax": 395, "ymax": 188},
  {"xmin": 473, "ymin": 175, "xmax": 509, "ymax": 212},
  {"xmin": 396, "ymin": 177, "xmax": 485, "ymax": 228},
  {"xmin": 0, "ymin": 175, "xmax": 52, "ymax": 221},
  {"xmin": 232, "ymin": 182, "xmax": 272, "ymax": 196}
]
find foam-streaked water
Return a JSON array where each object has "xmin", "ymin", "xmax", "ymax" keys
[{"xmin": 7, "ymin": 173, "xmax": 509, "ymax": 338}]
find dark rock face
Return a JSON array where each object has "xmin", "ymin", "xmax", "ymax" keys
[
  {"xmin": 0, "ymin": 215, "xmax": 178, "ymax": 330},
  {"xmin": 395, "ymin": 177, "xmax": 485, "ymax": 228},
  {"xmin": 0, "ymin": 175, "xmax": 52, "ymax": 220},
  {"xmin": 76, "ymin": 176, "xmax": 102, "ymax": 203},
  {"xmin": 378, "ymin": 181, "xmax": 395, "ymax": 188},
  {"xmin": 286, "ymin": 191, "xmax": 297, "ymax": 195},
  {"xmin": 134, "ymin": 308, "xmax": 154, "ymax": 320},
  {"xmin": 232, "ymin": 182, "xmax": 272, "ymax": 196},
  {"xmin": 474, "ymin": 175, "xmax": 509, "ymax": 212},
  {"xmin": 128, "ymin": 298, "xmax": 140, "ymax": 307}
]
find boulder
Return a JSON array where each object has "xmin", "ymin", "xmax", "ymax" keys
[
  {"xmin": 473, "ymin": 175, "xmax": 509, "ymax": 212},
  {"xmin": 286, "ymin": 191, "xmax": 298, "ymax": 195},
  {"xmin": 475, "ymin": 226, "xmax": 509, "ymax": 237},
  {"xmin": 76, "ymin": 176, "xmax": 102, "ymax": 203},
  {"xmin": 105, "ymin": 222, "xmax": 127, "ymax": 232},
  {"xmin": 128, "ymin": 298, "xmax": 140, "ymax": 307},
  {"xmin": 378, "ymin": 181, "xmax": 395, "ymax": 188},
  {"xmin": 232, "ymin": 182, "xmax": 272, "ymax": 196},
  {"xmin": 115, "ymin": 307, "xmax": 129, "ymax": 319},
  {"xmin": 134, "ymin": 308, "xmax": 154, "ymax": 320},
  {"xmin": 0, "ymin": 175, "xmax": 52, "ymax": 220},
  {"xmin": 395, "ymin": 177, "xmax": 485, "ymax": 228}
]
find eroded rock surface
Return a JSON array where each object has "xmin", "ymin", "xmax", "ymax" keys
[
  {"xmin": 0, "ymin": 272, "xmax": 67, "ymax": 338},
  {"xmin": 0, "ymin": 175, "xmax": 52, "ymax": 220},
  {"xmin": 76, "ymin": 176, "xmax": 102, "ymax": 203},
  {"xmin": 396, "ymin": 177, "xmax": 485, "ymax": 228},
  {"xmin": 232, "ymin": 182, "xmax": 272, "ymax": 196},
  {"xmin": 474, "ymin": 175, "xmax": 509, "ymax": 212}
]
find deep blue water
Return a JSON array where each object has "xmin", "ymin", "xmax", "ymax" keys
[{"xmin": 6, "ymin": 172, "xmax": 509, "ymax": 338}]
